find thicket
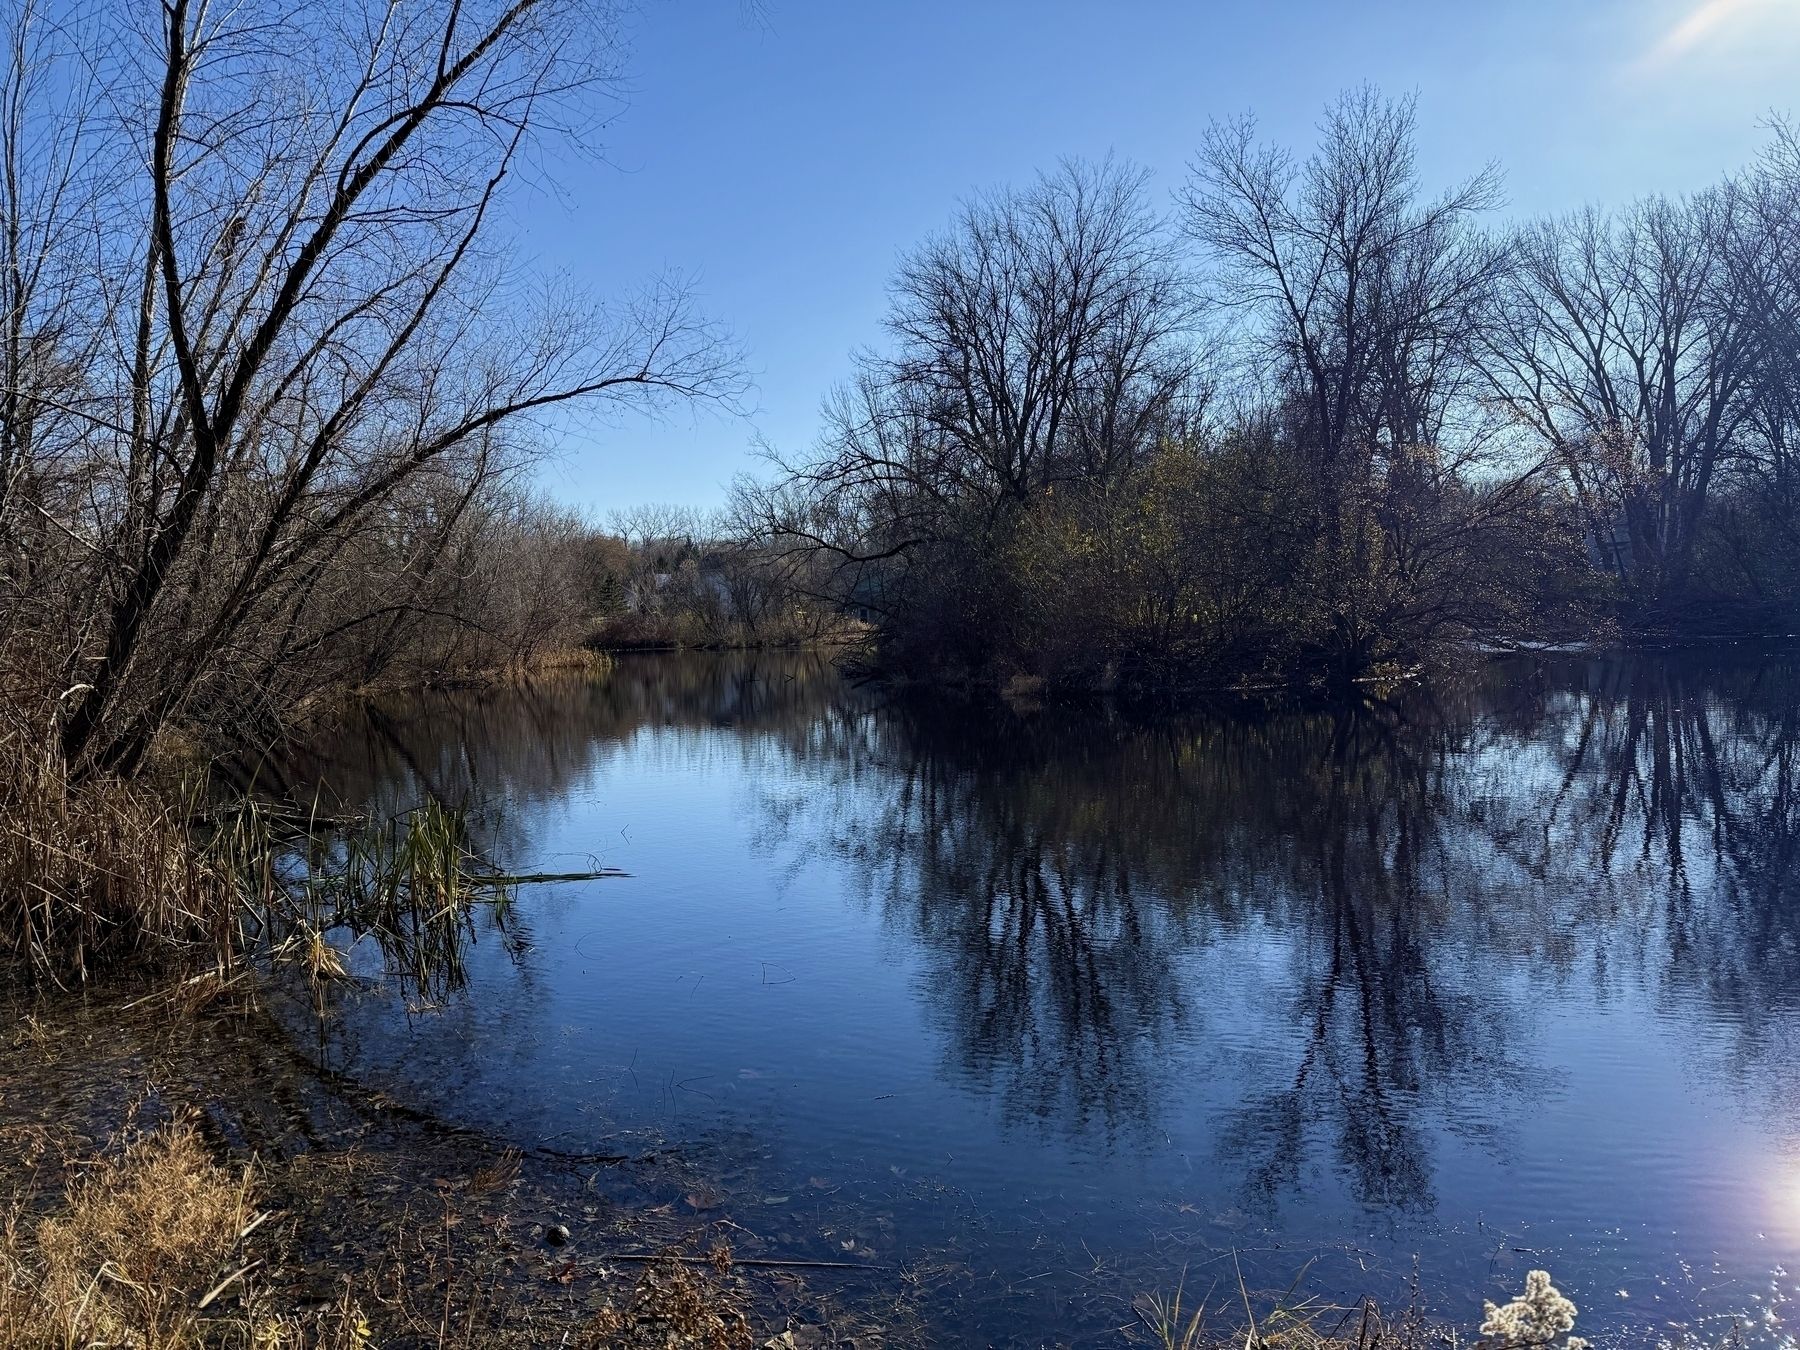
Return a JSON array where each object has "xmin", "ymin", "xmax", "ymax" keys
[
  {"xmin": 0, "ymin": 0, "xmax": 742, "ymax": 785},
  {"xmin": 740, "ymin": 91, "xmax": 1800, "ymax": 691},
  {"xmin": 0, "ymin": 0, "xmax": 751, "ymax": 980}
]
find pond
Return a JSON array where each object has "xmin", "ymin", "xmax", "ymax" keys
[{"xmin": 285, "ymin": 649, "xmax": 1800, "ymax": 1349}]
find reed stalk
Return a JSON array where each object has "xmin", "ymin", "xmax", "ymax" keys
[
  {"xmin": 4, "ymin": 698, "xmax": 516, "ymax": 998},
  {"xmin": 0, "ymin": 720, "xmax": 238, "ymax": 984}
]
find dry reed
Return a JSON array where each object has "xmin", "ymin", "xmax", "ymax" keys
[
  {"xmin": 0, "ymin": 721, "xmax": 238, "ymax": 984},
  {"xmin": 273, "ymin": 797, "xmax": 518, "ymax": 1002},
  {"xmin": 4, "ymin": 691, "xmax": 514, "ymax": 996}
]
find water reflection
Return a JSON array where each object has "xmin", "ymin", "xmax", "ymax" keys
[
  {"xmin": 294, "ymin": 649, "xmax": 1800, "ymax": 1281},
  {"xmin": 293, "ymin": 654, "xmax": 851, "ymax": 849},
  {"xmin": 779, "ymin": 691, "xmax": 1517, "ymax": 1206},
  {"xmin": 731, "ymin": 653, "xmax": 1800, "ymax": 1206}
]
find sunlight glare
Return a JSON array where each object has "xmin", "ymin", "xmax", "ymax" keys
[
  {"xmin": 1647, "ymin": 0, "xmax": 1800, "ymax": 64},
  {"xmin": 1775, "ymin": 1159, "xmax": 1800, "ymax": 1245}
]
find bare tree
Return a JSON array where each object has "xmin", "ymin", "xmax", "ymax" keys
[
  {"xmin": 881, "ymin": 156, "xmax": 1200, "ymax": 505},
  {"xmin": 1486, "ymin": 190, "xmax": 1756, "ymax": 617},
  {"xmin": 0, "ymin": 0, "xmax": 740, "ymax": 774},
  {"xmin": 1706, "ymin": 121, "xmax": 1800, "ymax": 609},
  {"xmin": 1181, "ymin": 88, "xmax": 1533, "ymax": 669},
  {"xmin": 0, "ymin": 1, "xmax": 109, "ymax": 649},
  {"xmin": 1181, "ymin": 88, "xmax": 1505, "ymax": 474},
  {"xmin": 740, "ymin": 157, "xmax": 1203, "ymax": 620},
  {"xmin": 605, "ymin": 503, "xmax": 710, "ymax": 552}
]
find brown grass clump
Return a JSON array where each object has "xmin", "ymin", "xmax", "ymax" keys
[
  {"xmin": 0, "ymin": 1120, "xmax": 368, "ymax": 1350},
  {"xmin": 580, "ymin": 1248, "xmax": 754, "ymax": 1350},
  {"xmin": 0, "ymin": 722, "xmax": 238, "ymax": 984},
  {"xmin": 3, "ymin": 1120, "xmax": 244, "ymax": 1347}
]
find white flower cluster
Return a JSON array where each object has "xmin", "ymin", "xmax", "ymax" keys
[{"xmin": 1476, "ymin": 1270, "xmax": 1589, "ymax": 1350}]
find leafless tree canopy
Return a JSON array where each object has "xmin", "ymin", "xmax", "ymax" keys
[
  {"xmin": 735, "ymin": 159, "xmax": 1208, "ymax": 654},
  {"xmin": 1487, "ymin": 195, "xmax": 1753, "ymax": 604},
  {"xmin": 881, "ymin": 158, "xmax": 1203, "ymax": 503},
  {"xmin": 1183, "ymin": 89, "xmax": 1506, "ymax": 472},
  {"xmin": 1471, "ymin": 119, "xmax": 1800, "ymax": 617},
  {"xmin": 1179, "ymin": 90, "xmax": 1541, "ymax": 672},
  {"xmin": 0, "ymin": 0, "xmax": 741, "ymax": 774}
]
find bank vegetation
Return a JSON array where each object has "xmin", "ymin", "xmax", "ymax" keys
[{"xmin": 0, "ymin": 0, "xmax": 753, "ymax": 982}]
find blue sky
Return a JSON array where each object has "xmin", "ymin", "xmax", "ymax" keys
[{"xmin": 517, "ymin": 0, "xmax": 1800, "ymax": 514}]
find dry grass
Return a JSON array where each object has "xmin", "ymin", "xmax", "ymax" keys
[
  {"xmin": 580, "ymin": 1247, "xmax": 754, "ymax": 1350},
  {"xmin": 0, "ymin": 1092, "xmax": 758, "ymax": 1350},
  {"xmin": 1130, "ymin": 1260, "xmax": 1630, "ymax": 1350},
  {"xmin": 345, "ymin": 645, "xmax": 613, "ymax": 696},
  {"xmin": 0, "ymin": 722, "xmax": 239, "ymax": 984},
  {"xmin": 1133, "ymin": 1259, "xmax": 1448, "ymax": 1350},
  {"xmin": 0, "ymin": 1120, "xmax": 370, "ymax": 1350},
  {"xmin": 510, "ymin": 646, "xmax": 612, "ymax": 677}
]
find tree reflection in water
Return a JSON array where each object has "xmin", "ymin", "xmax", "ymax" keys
[
  {"xmin": 296, "ymin": 647, "xmax": 1800, "ymax": 1215},
  {"xmin": 776, "ymin": 650, "xmax": 1800, "ymax": 1208}
]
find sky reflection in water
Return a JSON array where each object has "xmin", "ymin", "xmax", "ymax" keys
[{"xmin": 290, "ymin": 650, "xmax": 1800, "ymax": 1348}]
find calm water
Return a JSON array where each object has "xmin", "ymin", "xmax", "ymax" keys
[{"xmin": 289, "ymin": 651, "xmax": 1800, "ymax": 1348}]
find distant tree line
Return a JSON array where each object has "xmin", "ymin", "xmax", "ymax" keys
[
  {"xmin": 737, "ymin": 90, "xmax": 1800, "ymax": 691},
  {"xmin": 584, "ymin": 503, "xmax": 852, "ymax": 649}
]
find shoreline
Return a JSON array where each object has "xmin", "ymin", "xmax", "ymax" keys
[
  {"xmin": 1, "ymin": 975, "xmax": 1664, "ymax": 1350},
  {"xmin": 9, "ymin": 647, "xmax": 1793, "ymax": 1347},
  {"xmin": 2, "ymin": 982, "xmax": 903, "ymax": 1348}
]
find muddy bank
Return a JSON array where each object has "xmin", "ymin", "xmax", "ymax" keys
[{"xmin": 1, "ymin": 983, "xmax": 919, "ymax": 1348}]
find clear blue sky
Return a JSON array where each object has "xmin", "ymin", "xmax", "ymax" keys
[{"xmin": 519, "ymin": 0, "xmax": 1800, "ymax": 515}]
